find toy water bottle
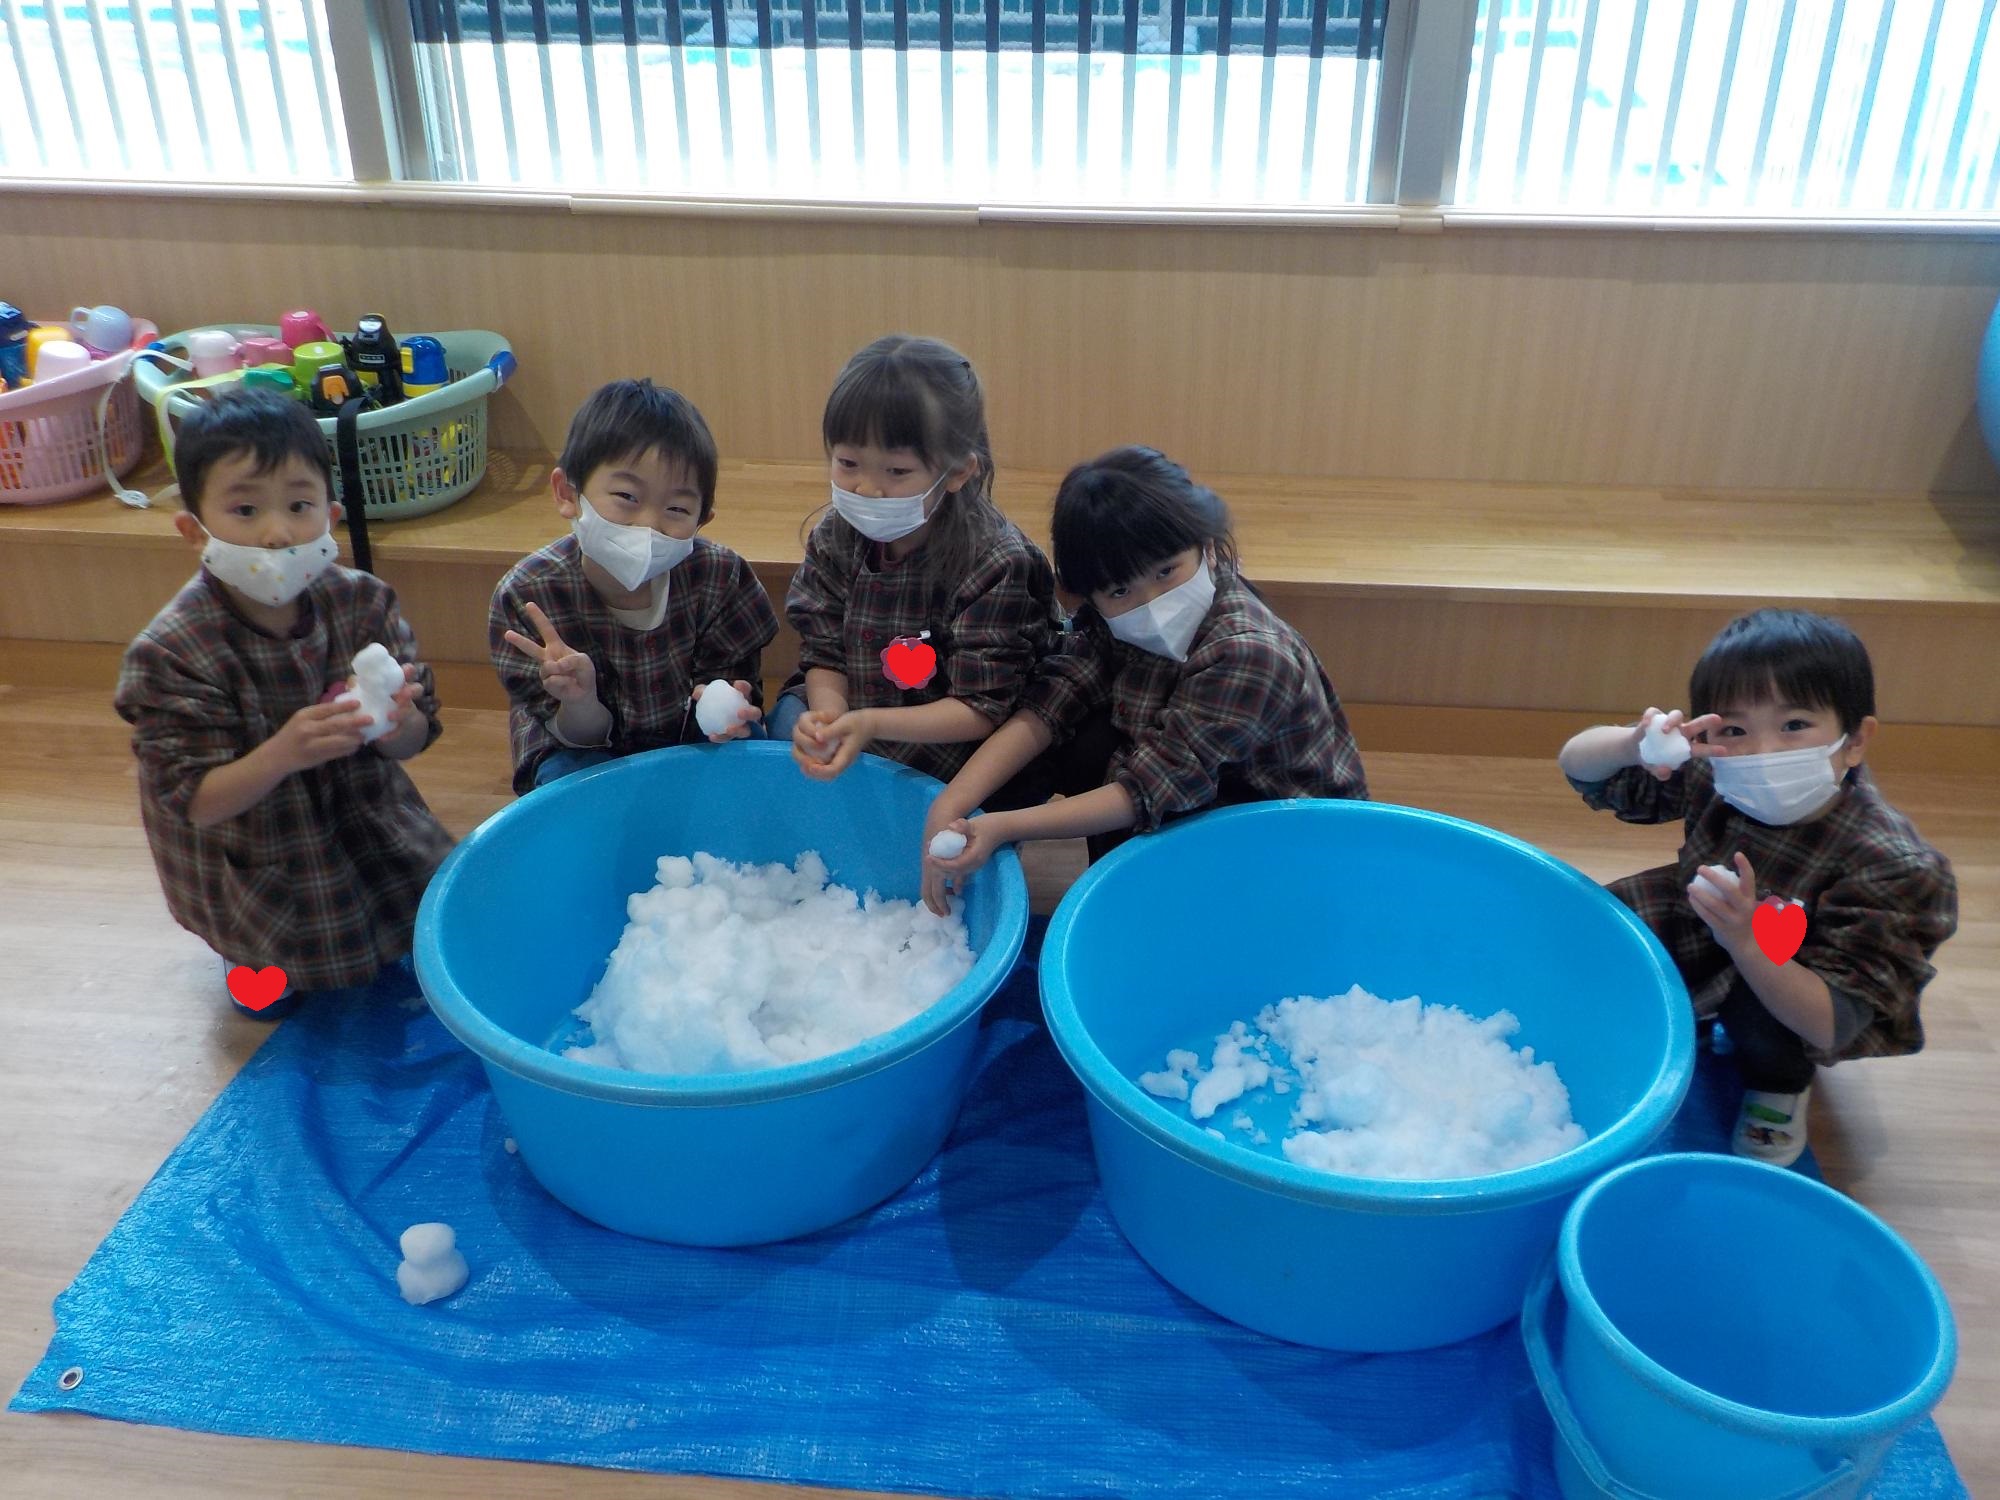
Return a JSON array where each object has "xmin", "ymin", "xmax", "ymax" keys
[
  {"xmin": 0, "ymin": 303, "xmax": 33, "ymax": 387},
  {"xmin": 342, "ymin": 314, "xmax": 404, "ymax": 404},
  {"xmin": 400, "ymin": 335, "xmax": 447, "ymax": 397},
  {"xmin": 280, "ymin": 308, "xmax": 333, "ymax": 350}
]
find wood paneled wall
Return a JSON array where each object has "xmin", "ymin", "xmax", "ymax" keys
[{"xmin": 6, "ymin": 189, "xmax": 2000, "ymax": 493}]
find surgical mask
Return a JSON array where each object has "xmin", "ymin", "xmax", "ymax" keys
[
  {"xmin": 201, "ymin": 525, "xmax": 339, "ymax": 607},
  {"xmin": 1710, "ymin": 735, "xmax": 1849, "ymax": 826},
  {"xmin": 1104, "ymin": 557, "xmax": 1217, "ymax": 662},
  {"xmin": 571, "ymin": 495, "xmax": 694, "ymax": 592},
  {"xmin": 830, "ymin": 471, "xmax": 948, "ymax": 544}
]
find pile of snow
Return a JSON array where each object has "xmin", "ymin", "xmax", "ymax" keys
[
  {"xmin": 564, "ymin": 851, "xmax": 976, "ymax": 1075},
  {"xmin": 1138, "ymin": 986, "xmax": 1586, "ymax": 1180}
]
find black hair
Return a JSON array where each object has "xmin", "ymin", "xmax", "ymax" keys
[
  {"xmin": 1689, "ymin": 608, "xmax": 1876, "ymax": 734},
  {"xmin": 817, "ymin": 334, "xmax": 1002, "ymax": 594},
  {"xmin": 173, "ymin": 388, "xmax": 333, "ymax": 521},
  {"xmin": 1048, "ymin": 446, "xmax": 1240, "ymax": 599},
  {"xmin": 558, "ymin": 379, "xmax": 720, "ymax": 522}
]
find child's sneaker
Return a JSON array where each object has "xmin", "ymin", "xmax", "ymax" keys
[
  {"xmin": 223, "ymin": 962, "xmax": 300, "ymax": 1022},
  {"xmin": 1732, "ymin": 1086, "xmax": 1811, "ymax": 1168}
]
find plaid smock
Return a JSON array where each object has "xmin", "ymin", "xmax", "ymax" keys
[
  {"xmin": 114, "ymin": 567, "xmax": 454, "ymax": 991},
  {"xmin": 489, "ymin": 535, "xmax": 780, "ymax": 794},
  {"xmin": 1571, "ymin": 759, "xmax": 1958, "ymax": 1065},
  {"xmin": 782, "ymin": 513, "xmax": 1061, "ymax": 783},
  {"xmin": 1019, "ymin": 569, "xmax": 1369, "ymax": 831}
]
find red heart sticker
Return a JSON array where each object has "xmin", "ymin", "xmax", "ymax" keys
[
  {"xmin": 882, "ymin": 635, "xmax": 938, "ymax": 690},
  {"xmin": 1751, "ymin": 900, "xmax": 1807, "ymax": 966},
  {"xmin": 227, "ymin": 964, "xmax": 290, "ymax": 1011}
]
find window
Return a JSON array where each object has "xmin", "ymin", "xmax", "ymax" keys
[
  {"xmin": 1455, "ymin": 0, "xmax": 2000, "ymax": 216},
  {"xmin": 7, "ymin": 0, "xmax": 2000, "ymax": 223},
  {"xmin": 404, "ymin": 0, "xmax": 1391, "ymax": 206},
  {"xmin": 0, "ymin": 2, "xmax": 349, "ymax": 181}
]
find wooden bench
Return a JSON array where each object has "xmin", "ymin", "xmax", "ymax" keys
[{"xmin": 5, "ymin": 452, "xmax": 1997, "ymax": 767}]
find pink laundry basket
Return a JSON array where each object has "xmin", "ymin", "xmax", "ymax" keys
[{"xmin": 0, "ymin": 352, "xmax": 147, "ymax": 505}]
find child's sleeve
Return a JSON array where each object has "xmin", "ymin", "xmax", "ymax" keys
[
  {"xmin": 1567, "ymin": 764, "xmax": 1689, "ymax": 825},
  {"xmin": 370, "ymin": 585, "xmax": 443, "ymax": 755},
  {"xmin": 690, "ymin": 551, "xmax": 782, "ymax": 709},
  {"xmin": 488, "ymin": 572, "xmax": 601, "ymax": 793},
  {"xmin": 113, "ymin": 636, "xmax": 247, "ymax": 823},
  {"xmin": 1802, "ymin": 850, "xmax": 1958, "ymax": 1064},
  {"xmin": 786, "ymin": 521, "xmax": 853, "ymax": 676},
  {"xmin": 944, "ymin": 547, "xmax": 1059, "ymax": 725},
  {"xmin": 1112, "ymin": 631, "xmax": 1280, "ymax": 832},
  {"xmin": 1019, "ymin": 618, "xmax": 1117, "ymax": 744}
]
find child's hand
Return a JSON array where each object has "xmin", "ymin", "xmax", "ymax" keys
[
  {"xmin": 1634, "ymin": 707, "xmax": 1724, "ymax": 781},
  {"xmin": 922, "ymin": 814, "xmax": 1005, "ymax": 917},
  {"xmin": 798, "ymin": 709, "xmax": 875, "ymax": 781},
  {"xmin": 791, "ymin": 709, "xmax": 841, "ymax": 774},
  {"xmin": 692, "ymin": 679, "xmax": 761, "ymax": 743},
  {"xmin": 1688, "ymin": 851, "xmax": 1760, "ymax": 954},
  {"xmin": 270, "ymin": 699, "xmax": 371, "ymax": 772},
  {"xmin": 920, "ymin": 800, "xmax": 972, "ymax": 915},
  {"xmin": 503, "ymin": 603, "xmax": 598, "ymax": 706},
  {"xmin": 378, "ymin": 662, "xmax": 424, "ymax": 731}
]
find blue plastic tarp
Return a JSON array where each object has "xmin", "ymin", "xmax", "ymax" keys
[{"xmin": 9, "ymin": 926, "xmax": 1967, "ymax": 1497}]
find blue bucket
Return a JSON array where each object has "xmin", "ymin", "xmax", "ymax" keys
[
  {"xmin": 414, "ymin": 742, "xmax": 1029, "ymax": 1246},
  {"xmin": 1524, "ymin": 1153, "xmax": 1957, "ymax": 1500},
  {"xmin": 1039, "ymin": 798, "xmax": 1695, "ymax": 1352}
]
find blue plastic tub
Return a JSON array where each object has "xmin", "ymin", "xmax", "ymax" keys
[
  {"xmin": 414, "ymin": 742, "xmax": 1029, "ymax": 1246},
  {"xmin": 1038, "ymin": 798, "xmax": 1695, "ymax": 1352},
  {"xmin": 1525, "ymin": 1153, "xmax": 1957, "ymax": 1500}
]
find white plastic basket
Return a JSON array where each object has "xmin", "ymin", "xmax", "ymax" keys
[
  {"xmin": 134, "ymin": 327, "xmax": 517, "ymax": 520},
  {"xmin": 0, "ymin": 350, "xmax": 146, "ymax": 505}
]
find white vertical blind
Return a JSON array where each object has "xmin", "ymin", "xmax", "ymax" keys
[
  {"xmin": 0, "ymin": 1, "xmax": 349, "ymax": 180},
  {"xmin": 1457, "ymin": 0, "xmax": 2000, "ymax": 218}
]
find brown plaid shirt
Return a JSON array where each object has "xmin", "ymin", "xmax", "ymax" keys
[
  {"xmin": 1020, "ymin": 570, "xmax": 1369, "ymax": 831},
  {"xmin": 783, "ymin": 513, "xmax": 1061, "ymax": 782},
  {"xmin": 1571, "ymin": 759, "xmax": 1958, "ymax": 1064},
  {"xmin": 114, "ymin": 567, "xmax": 454, "ymax": 991},
  {"xmin": 490, "ymin": 535, "xmax": 781, "ymax": 793}
]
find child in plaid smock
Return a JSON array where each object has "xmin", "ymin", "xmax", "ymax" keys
[
  {"xmin": 114, "ymin": 390, "xmax": 454, "ymax": 1017},
  {"xmin": 771, "ymin": 335, "xmax": 1060, "ymax": 786},
  {"xmin": 1559, "ymin": 608, "xmax": 1958, "ymax": 1166},
  {"xmin": 921, "ymin": 446, "xmax": 1368, "ymax": 915},
  {"xmin": 490, "ymin": 380, "xmax": 780, "ymax": 793}
]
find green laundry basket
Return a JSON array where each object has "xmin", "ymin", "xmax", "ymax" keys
[{"xmin": 134, "ymin": 327, "xmax": 517, "ymax": 520}]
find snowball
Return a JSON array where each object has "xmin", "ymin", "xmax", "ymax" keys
[
  {"xmin": 502, "ymin": 1138, "xmax": 518, "ymax": 1155},
  {"xmin": 1141, "ymin": 985, "xmax": 1587, "ymax": 1180},
  {"xmin": 396, "ymin": 1221, "xmax": 468, "ymax": 1305},
  {"xmin": 334, "ymin": 642, "xmax": 405, "ymax": 744},
  {"xmin": 1639, "ymin": 715, "xmax": 1692, "ymax": 770},
  {"xmin": 928, "ymin": 829, "xmax": 968, "ymax": 860},
  {"xmin": 399, "ymin": 1222, "xmax": 455, "ymax": 1261},
  {"xmin": 1694, "ymin": 865, "xmax": 1740, "ymax": 898},
  {"xmin": 563, "ymin": 850, "xmax": 976, "ymax": 1075},
  {"xmin": 694, "ymin": 679, "xmax": 752, "ymax": 738}
]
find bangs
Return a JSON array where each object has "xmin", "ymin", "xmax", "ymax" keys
[
  {"xmin": 1688, "ymin": 609, "xmax": 1875, "ymax": 731},
  {"xmin": 822, "ymin": 356, "xmax": 948, "ymax": 472},
  {"xmin": 1050, "ymin": 470, "xmax": 1209, "ymax": 597}
]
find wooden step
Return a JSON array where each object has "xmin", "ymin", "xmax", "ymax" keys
[{"xmin": 5, "ymin": 451, "xmax": 1997, "ymax": 737}]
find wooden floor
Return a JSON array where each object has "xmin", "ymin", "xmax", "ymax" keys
[{"xmin": 1, "ymin": 683, "xmax": 1994, "ymax": 1498}]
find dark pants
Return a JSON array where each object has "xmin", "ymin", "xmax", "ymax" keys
[{"xmin": 1717, "ymin": 977, "xmax": 1817, "ymax": 1094}]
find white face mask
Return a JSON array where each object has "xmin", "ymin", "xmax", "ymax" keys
[
  {"xmin": 1104, "ymin": 557, "xmax": 1217, "ymax": 662},
  {"xmin": 1710, "ymin": 735, "xmax": 1849, "ymax": 826},
  {"xmin": 571, "ymin": 495, "xmax": 694, "ymax": 592},
  {"xmin": 201, "ymin": 526, "xmax": 339, "ymax": 608},
  {"xmin": 830, "ymin": 470, "xmax": 949, "ymax": 544}
]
